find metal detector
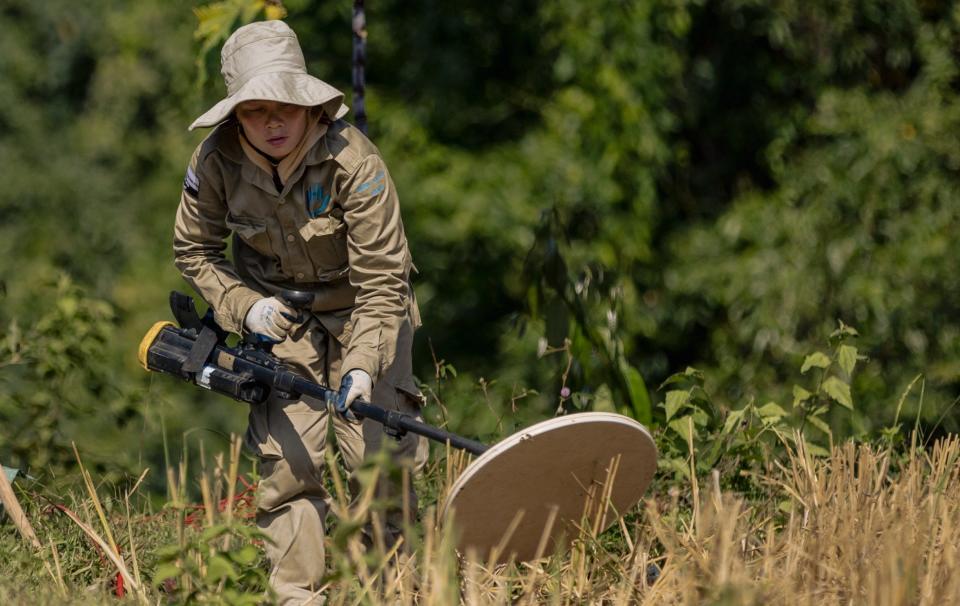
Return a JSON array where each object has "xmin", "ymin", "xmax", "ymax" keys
[
  {"xmin": 440, "ymin": 412, "xmax": 656, "ymax": 562},
  {"xmin": 139, "ymin": 291, "xmax": 657, "ymax": 562}
]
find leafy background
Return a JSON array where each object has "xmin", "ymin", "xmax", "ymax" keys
[{"xmin": 1, "ymin": 0, "xmax": 959, "ymax": 488}]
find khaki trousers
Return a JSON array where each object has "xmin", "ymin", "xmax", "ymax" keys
[{"xmin": 244, "ymin": 317, "xmax": 427, "ymax": 605}]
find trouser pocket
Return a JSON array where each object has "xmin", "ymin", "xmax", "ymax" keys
[
  {"xmin": 336, "ymin": 376, "xmax": 424, "ymax": 473},
  {"xmin": 254, "ymin": 396, "xmax": 331, "ymax": 511},
  {"xmin": 245, "ymin": 401, "xmax": 284, "ymax": 460}
]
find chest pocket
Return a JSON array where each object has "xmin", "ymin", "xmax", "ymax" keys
[
  {"xmin": 225, "ymin": 213, "xmax": 274, "ymax": 257},
  {"xmin": 299, "ymin": 213, "xmax": 350, "ymax": 281}
]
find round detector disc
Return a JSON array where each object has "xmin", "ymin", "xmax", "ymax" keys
[{"xmin": 440, "ymin": 412, "xmax": 657, "ymax": 562}]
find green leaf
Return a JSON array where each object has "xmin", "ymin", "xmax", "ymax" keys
[
  {"xmin": 822, "ymin": 376, "xmax": 853, "ymax": 409},
  {"xmin": 153, "ymin": 563, "xmax": 181, "ymax": 583},
  {"xmin": 806, "ymin": 414, "xmax": 832, "ymax": 435},
  {"xmin": 830, "ymin": 321, "xmax": 859, "ymax": 339},
  {"xmin": 241, "ymin": 0, "xmax": 266, "ymax": 23},
  {"xmin": 591, "ymin": 385, "xmax": 617, "ymax": 413},
  {"xmin": 792, "ymin": 385, "xmax": 813, "ymax": 408},
  {"xmin": 664, "ymin": 390, "xmax": 690, "ymax": 422},
  {"xmin": 838, "ymin": 344, "xmax": 858, "ymax": 376},
  {"xmin": 757, "ymin": 402, "xmax": 787, "ymax": 421},
  {"xmin": 658, "ymin": 367, "xmax": 704, "ymax": 389},
  {"xmin": 658, "ymin": 457, "xmax": 690, "ymax": 480},
  {"xmin": 205, "ymin": 554, "xmax": 239, "ymax": 583},
  {"xmin": 592, "ymin": 384, "xmax": 615, "ymax": 413},
  {"xmin": 687, "ymin": 384, "xmax": 711, "ymax": 405},
  {"xmin": 155, "ymin": 543, "xmax": 184, "ymax": 560},
  {"xmin": 622, "ymin": 363, "xmax": 652, "ymax": 424},
  {"xmin": 201, "ymin": 524, "xmax": 230, "ymax": 542},
  {"xmin": 699, "ymin": 438, "xmax": 725, "ymax": 470},
  {"xmin": 231, "ymin": 545, "xmax": 260, "ymax": 566},
  {"xmin": 194, "ymin": 2, "xmax": 243, "ymax": 50},
  {"xmin": 691, "ymin": 407, "xmax": 710, "ymax": 426},
  {"xmin": 722, "ymin": 407, "xmax": 747, "ymax": 435},
  {"xmin": 805, "ymin": 442, "xmax": 831, "ymax": 457},
  {"xmin": 668, "ymin": 415, "xmax": 698, "ymax": 443},
  {"xmin": 264, "ymin": 4, "xmax": 288, "ymax": 20},
  {"xmin": 801, "ymin": 352, "xmax": 831, "ymax": 374},
  {"xmin": 225, "ymin": 590, "xmax": 265, "ymax": 606}
]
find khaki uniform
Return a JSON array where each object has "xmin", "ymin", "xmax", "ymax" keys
[{"xmin": 174, "ymin": 118, "xmax": 426, "ymax": 605}]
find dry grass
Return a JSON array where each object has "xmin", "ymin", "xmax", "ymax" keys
[
  {"xmin": 4, "ymin": 434, "xmax": 960, "ymax": 604},
  {"xmin": 640, "ymin": 435, "xmax": 960, "ymax": 605},
  {"xmin": 349, "ymin": 434, "xmax": 960, "ymax": 605}
]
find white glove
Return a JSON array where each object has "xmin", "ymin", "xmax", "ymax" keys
[
  {"xmin": 244, "ymin": 297, "xmax": 297, "ymax": 343},
  {"xmin": 333, "ymin": 369, "xmax": 372, "ymax": 422}
]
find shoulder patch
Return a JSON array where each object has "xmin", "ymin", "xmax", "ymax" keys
[
  {"xmin": 355, "ymin": 170, "xmax": 385, "ymax": 197},
  {"xmin": 183, "ymin": 165, "xmax": 199, "ymax": 198}
]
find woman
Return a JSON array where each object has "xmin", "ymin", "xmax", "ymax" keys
[{"xmin": 173, "ymin": 19, "xmax": 425, "ymax": 604}]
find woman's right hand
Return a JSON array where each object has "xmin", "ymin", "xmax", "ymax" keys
[{"xmin": 244, "ymin": 296, "xmax": 298, "ymax": 342}]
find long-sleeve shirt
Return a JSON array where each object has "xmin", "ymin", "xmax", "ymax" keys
[{"xmin": 173, "ymin": 118, "xmax": 420, "ymax": 383}]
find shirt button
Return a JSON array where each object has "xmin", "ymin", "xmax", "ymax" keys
[
  {"xmin": 278, "ymin": 197, "xmax": 286, "ymax": 204},
  {"xmin": 296, "ymin": 272, "xmax": 304, "ymax": 280},
  {"xmin": 286, "ymin": 234, "xmax": 295, "ymax": 242}
]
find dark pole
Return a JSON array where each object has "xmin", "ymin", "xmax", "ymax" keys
[
  {"xmin": 352, "ymin": 0, "xmax": 367, "ymax": 135},
  {"xmin": 146, "ymin": 325, "xmax": 491, "ymax": 455},
  {"xmin": 211, "ymin": 344, "xmax": 491, "ymax": 455},
  {"xmin": 283, "ymin": 373, "xmax": 490, "ymax": 455}
]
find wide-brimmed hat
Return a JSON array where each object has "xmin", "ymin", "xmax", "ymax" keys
[{"xmin": 190, "ymin": 20, "xmax": 349, "ymax": 130}]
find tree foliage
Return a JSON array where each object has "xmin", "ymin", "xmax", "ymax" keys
[{"xmin": 2, "ymin": 0, "xmax": 959, "ymax": 476}]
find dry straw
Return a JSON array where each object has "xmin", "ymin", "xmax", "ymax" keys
[{"xmin": 8, "ymin": 432, "xmax": 960, "ymax": 604}]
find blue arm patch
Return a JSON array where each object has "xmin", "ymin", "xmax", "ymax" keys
[{"xmin": 355, "ymin": 170, "xmax": 385, "ymax": 197}]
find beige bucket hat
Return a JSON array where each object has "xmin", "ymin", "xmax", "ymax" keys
[{"xmin": 190, "ymin": 20, "xmax": 349, "ymax": 130}]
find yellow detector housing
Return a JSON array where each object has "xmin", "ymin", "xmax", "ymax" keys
[{"xmin": 138, "ymin": 321, "xmax": 175, "ymax": 371}]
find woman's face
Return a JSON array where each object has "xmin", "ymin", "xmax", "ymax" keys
[{"xmin": 235, "ymin": 100, "xmax": 308, "ymax": 160}]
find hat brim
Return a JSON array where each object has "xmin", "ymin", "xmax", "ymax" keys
[{"xmin": 189, "ymin": 71, "xmax": 349, "ymax": 130}]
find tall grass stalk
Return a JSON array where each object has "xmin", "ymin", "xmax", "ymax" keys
[{"xmin": 7, "ymin": 433, "xmax": 960, "ymax": 603}]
